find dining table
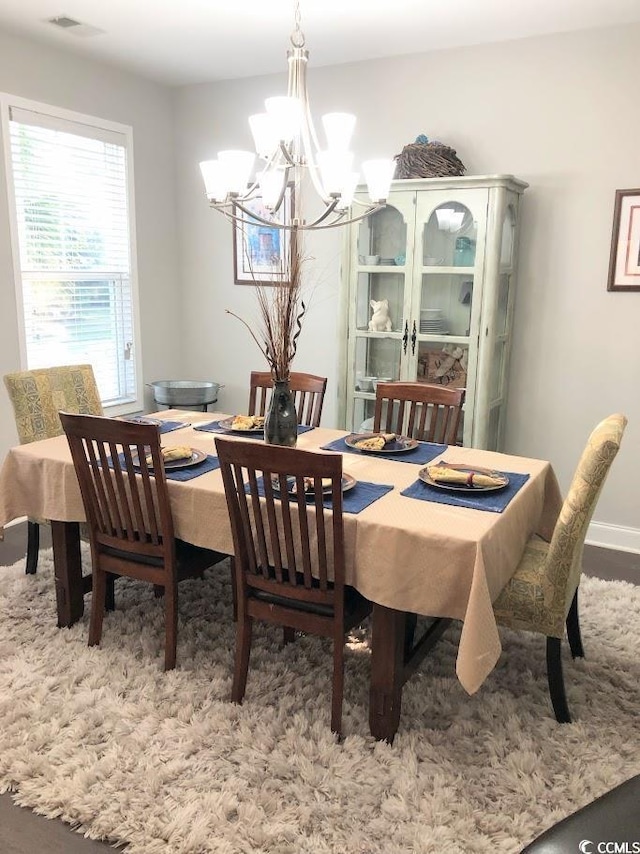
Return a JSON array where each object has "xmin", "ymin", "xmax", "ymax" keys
[{"xmin": 0, "ymin": 409, "xmax": 562, "ymax": 741}]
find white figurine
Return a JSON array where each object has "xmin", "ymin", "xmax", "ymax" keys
[{"xmin": 368, "ymin": 299, "xmax": 392, "ymax": 332}]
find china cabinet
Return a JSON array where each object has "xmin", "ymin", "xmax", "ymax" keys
[{"xmin": 337, "ymin": 175, "xmax": 528, "ymax": 450}]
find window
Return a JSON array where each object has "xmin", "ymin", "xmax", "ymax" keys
[{"xmin": 2, "ymin": 97, "xmax": 141, "ymax": 410}]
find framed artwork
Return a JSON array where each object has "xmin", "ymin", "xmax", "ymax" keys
[
  {"xmin": 607, "ymin": 188, "xmax": 640, "ymax": 292},
  {"xmin": 233, "ymin": 192, "xmax": 292, "ymax": 286}
]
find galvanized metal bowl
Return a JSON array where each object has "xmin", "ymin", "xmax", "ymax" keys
[{"xmin": 148, "ymin": 380, "xmax": 223, "ymax": 407}]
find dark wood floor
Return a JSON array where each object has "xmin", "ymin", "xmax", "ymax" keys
[{"xmin": 0, "ymin": 521, "xmax": 638, "ymax": 853}]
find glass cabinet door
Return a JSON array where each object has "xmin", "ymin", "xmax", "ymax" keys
[
  {"xmin": 410, "ymin": 189, "xmax": 489, "ymax": 445},
  {"xmin": 345, "ymin": 195, "xmax": 414, "ymax": 431}
]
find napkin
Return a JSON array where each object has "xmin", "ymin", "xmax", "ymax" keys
[
  {"xmin": 353, "ymin": 432, "xmax": 396, "ymax": 451},
  {"xmin": 426, "ymin": 464, "xmax": 505, "ymax": 488}
]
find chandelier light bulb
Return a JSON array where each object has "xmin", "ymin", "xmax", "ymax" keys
[
  {"xmin": 336, "ymin": 172, "xmax": 360, "ymax": 210},
  {"xmin": 258, "ymin": 168, "xmax": 286, "ymax": 209},
  {"xmin": 265, "ymin": 96, "xmax": 302, "ymax": 144},
  {"xmin": 249, "ymin": 113, "xmax": 279, "ymax": 159},
  {"xmin": 318, "ymin": 150, "xmax": 354, "ymax": 197},
  {"xmin": 217, "ymin": 150, "xmax": 256, "ymax": 195},
  {"xmin": 322, "ymin": 113, "xmax": 356, "ymax": 151},
  {"xmin": 199, "ymin": 159, "xmax": 229, "ymax": 203},
  {"xmin": 362, "ymin": 159, "xmax": 396, "ymax": 204}
]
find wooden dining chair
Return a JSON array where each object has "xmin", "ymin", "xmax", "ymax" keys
[
  {"xmin": 3, "ymin": 364, "xmax": 104, "ymax": 575},
  {"xmin": 373, "ymin": 381, "xmax": 464, "ymax": 444},
  {"xmin": 248, "ymin": 371, "xmax": 327, "ymax": 428},
  {"xmin": 493, "ymin": 413, "xmax": 627, "ymax": 722},
  {"xmin": 60, "ymin": 412, "xmax": 225, "ymax": 670},
  {"xmin": 215, "ymin": 437, "xmax": 371, "ymax": 736}
]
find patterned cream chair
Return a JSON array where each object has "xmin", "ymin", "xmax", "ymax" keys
[
  {"xmin": 3, "ymin": 364, "xmax": 103, "ymax": 574},
  {"xmin": 493, "ymin": 413, "xmax": 627, "ymax": 722}
]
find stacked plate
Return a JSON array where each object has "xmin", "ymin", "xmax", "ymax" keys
[{"xmin": 420, "ymin": 308, "xmax": 445, "ymax": 334}]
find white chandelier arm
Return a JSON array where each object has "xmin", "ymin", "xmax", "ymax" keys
[{"xmin": 209, "ymin": 198, "xmax": 383, "ymax": 231}]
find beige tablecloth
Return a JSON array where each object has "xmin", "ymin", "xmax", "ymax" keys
[{"xmin": 0, "ymin": 410, "xmax": 562, "ymax": 694}]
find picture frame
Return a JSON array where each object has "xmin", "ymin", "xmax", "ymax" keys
[
  {"xmin": 233, "ymin": 191, "xmax": 292, "ymax": 286},
  {"xmin": 607, "ymin": 188, "xmax": 640, "ymax": 292}
]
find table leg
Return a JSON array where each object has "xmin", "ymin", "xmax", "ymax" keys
[
  {"xmin": 369, "ymin": 603, "xmax": 406, "ymax": 742},
  {"xmin": 51, "ymin": 521, "xmax": 84, "ymax": 627}
]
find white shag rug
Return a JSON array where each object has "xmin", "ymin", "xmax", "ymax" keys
[{"xmin": 0, "ymin": 549, "xmax": 639, "ymax": 854}]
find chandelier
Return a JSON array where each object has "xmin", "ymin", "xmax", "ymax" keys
[{"xmin": 199, "ymin": 1, "xmax": 395, "ymax": 231}]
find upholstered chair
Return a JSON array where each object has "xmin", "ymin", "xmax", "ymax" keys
[
  {"xmin": 493, "ymin": 413, "xmax": 627, "ymax": 722},
  {"xmin": 3, "ymin": 364, "xmax": 103, "ymax": 574}
]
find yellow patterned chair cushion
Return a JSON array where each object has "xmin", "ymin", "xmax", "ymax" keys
[
  {"xmin": 493, "ymin": 414, "xmax": 627, "ymax": 638},
  {"xmin": 3, "ymin": 364, "xmax": 103, "ymax": 445}
]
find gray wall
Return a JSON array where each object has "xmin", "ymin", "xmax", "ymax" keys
[
  {"xmin": 176, "ymin": 24, "xmax": 640, "ymax": 552},
  {"xmin": 0, "ymin": 23, "xmax": 637, "ymax": 552}
]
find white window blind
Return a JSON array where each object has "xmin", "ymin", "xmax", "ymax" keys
[{"xmin": 8, "ymin": 104, "xmax": 137, "ymax": 407}]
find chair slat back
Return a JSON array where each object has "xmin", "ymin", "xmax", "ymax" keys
[
  {"xmin": 373, "ymin": 382, "xmax": 464, "ymax": 444},
  {"xmin": 60, "ymin": 412, "xmax": 174, "ymax": 562},
  {"xmin": 4, "ymin": 364, "xmax": 103, "ymax": 445},
  {"xmin": 216, "ymin": 438, "xmax": 344, "ymax": 602},
  {"xmin": 248, "ymin": 371, "xmax": 327, "ymax": 428}
]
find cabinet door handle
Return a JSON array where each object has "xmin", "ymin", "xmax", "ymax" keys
[
  {"xmin": 402, "ymin": 321, "xmax": 409, "ymax": 354},
  {"xmin": 411, "ymin": 320, "xmax": 417, "ymax": 355}
]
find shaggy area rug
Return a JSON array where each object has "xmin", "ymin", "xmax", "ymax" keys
[{"xmin": 0, "ymin": 549, "xmax": 638, "ymax": 854}]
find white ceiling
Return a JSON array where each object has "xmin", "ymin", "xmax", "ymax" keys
[{"xmin": 0, "ymin": 0, "xmax": 639, "ymax": 86}]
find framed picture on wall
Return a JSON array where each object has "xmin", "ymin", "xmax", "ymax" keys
[
  {"xmin": 233, "ymin": 191, "xmax": 292, "ymax": 286},
  {"xmin": 607, "ymin": 188, "xmax": 640, "ymax": 292}
]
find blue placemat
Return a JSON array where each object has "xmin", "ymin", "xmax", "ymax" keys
[
  {"xmin": 400, "ymin": 471, "xmax": 530, "ymax": 513},
  {"xmin": 164, "ymin": 455, "xmax": 220, "ymax": 481},
  {"xmin": 195, "ymin": 421, "xmax": 315, "ymax": 437},
  {"xmin": 110, "ymin": 452, "xmax": 220, "ymax": 481},
  {"xmin": 121, "ymin": 417, "xmax": 190, "ymax": 434},
  {"xmin": 159, "ymin": 420, "xmax": 191, "ymax": 434},
  {"xmin": 320, "ymin": 435, "xmax": 446, "ymax": 465},
  {"xmin": 247, "ymin": 477, "xmax": 393, "ymax": 514}
]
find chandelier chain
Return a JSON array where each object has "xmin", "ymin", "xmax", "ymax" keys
[{"xmin": 290, "ymin": 0, "xmax": 305, "ymax": 48}]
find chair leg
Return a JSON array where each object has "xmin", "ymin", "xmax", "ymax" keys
[
  {"xmin": 330, "ymin": 633, "xmax": 345, "ymax": 737},
  {"xmin": 231, "ymin": 617, "xmax": 252, "ymax": 703},
  {"xmin": 105, "ymin": 573, "xmax": 116, "ymax": 612},
  {"xmin": 282, "ymin": 627, "xmax": 296, "ymax": 645},
  {"xmin": 566, "ymin": 589, "xmax": 584, "ymax": 659},
  {"xmin": 164, "ymin": 583, "xmax": 178, "ymax": 671},
  {"xmin": 404, "ymin": 612, "xmax": 418, "ymax": 662},
  {"xmin": 546, "ymin": 636, "xmax": 571, "ymax": 723},
  {"xmin": 229, "ymin": 557, "xmax": 238, "ymax": 622},
  {"xmin": 25, "ymin": 521, "xmax": 39, "ymax": 575},
  {"xmin": 88, "ymin": 568, "xmax": 107, "ymax": 647}
]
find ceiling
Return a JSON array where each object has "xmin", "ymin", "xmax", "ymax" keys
[{"xmin": 0, "ymin": 0, "xmax": 638, "ymax": 86}]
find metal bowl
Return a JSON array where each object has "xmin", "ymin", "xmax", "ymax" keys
[{"xmin": 148, "ymin": 380, "xmax": 223, "ymax": 407}]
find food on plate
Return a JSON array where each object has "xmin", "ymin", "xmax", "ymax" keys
[
  {"xmin": 145, "ymin": 445, "xmax": 192, "ymax": 466},
  {"xmin": 426, "ymin": 465, "xmax": 504, "ymax": 488},
  {"xmin": 231, "ymin": 415, "xmax": 265, "ymax": 431},
  {"xmin": 291, "ymin": 477, "xmax": 333, "ymax": 495},
  {"xmin": 354, "ymin": 432, "xmax": 396, "ymax": 451}
]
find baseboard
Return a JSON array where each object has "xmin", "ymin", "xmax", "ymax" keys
[{"xmin": 587, "ymin": 521, "xmax": 640, "ymax": 554}]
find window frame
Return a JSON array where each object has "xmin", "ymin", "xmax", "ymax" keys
[{"xmin": 0, "ymin": 93, "xmax": 143, "ymax": 415}]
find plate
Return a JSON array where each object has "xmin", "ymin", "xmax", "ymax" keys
[
  {"xmin": 132, "ymin": 447, "xmax": 207, "ymax": 471},
  {"xmin": 218, "ymin": 416, "xmax": 265, "ymax": 434},
  {"xmin": 121, "ymin": 416, "xmax": 163, "ymax": 427},
  {"xmin": 418, "ymin": 462, "xmax": 509, "ymax": 493},
  {"xmin": 271, "ymin": 472, "xmax": 357, "ymax": 498},
  {"xmin": 344, "ymin": 433, "xmax": 419, "ymax": 454}
]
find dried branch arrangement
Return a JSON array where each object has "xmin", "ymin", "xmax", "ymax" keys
[{"xmin": 227, "ymin": 235, "xmax": 307, "ymax": 382}]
